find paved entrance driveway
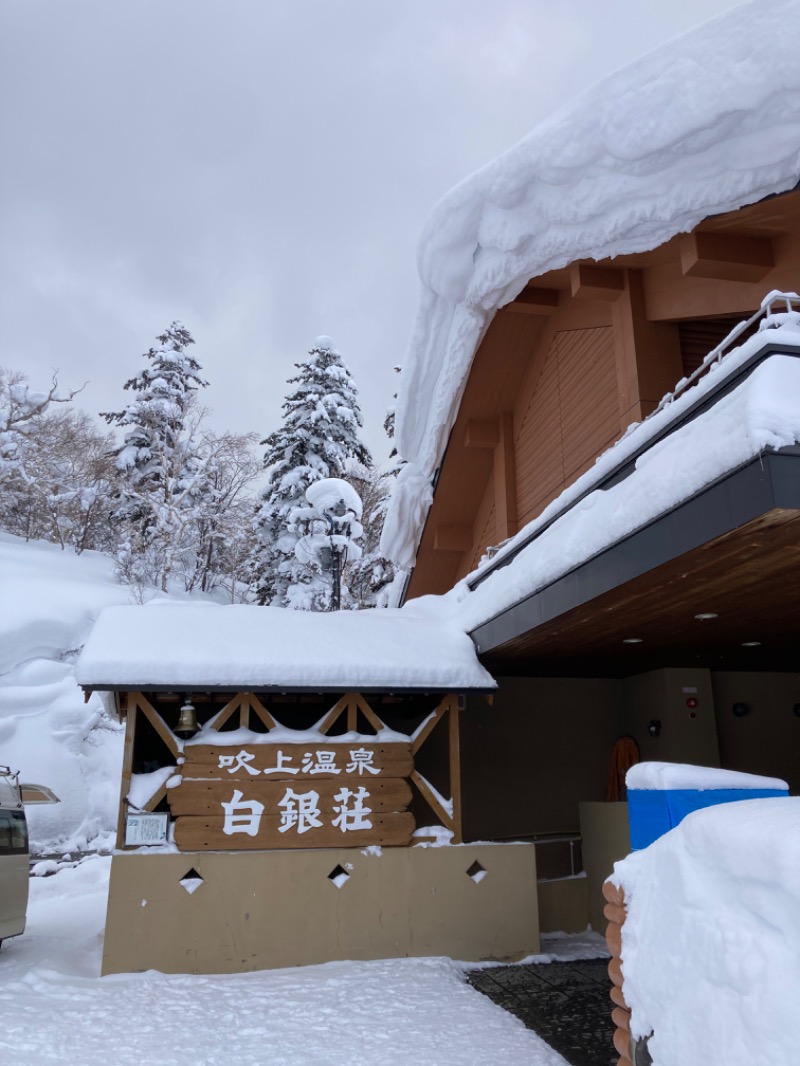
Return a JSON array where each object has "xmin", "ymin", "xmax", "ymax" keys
[{"xmin": 467, "ymin": 958, "xmax": 617, "ymax": 1066}]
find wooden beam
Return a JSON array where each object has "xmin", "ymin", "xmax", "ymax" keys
[
  {"xmin": 611, "ymin": 269, "xmax": 682, "ymax": 428},
  {"xmin": 680, "ymin": 231, "xmax": 774, "ymax": 282},
  {"xmin": 208, "ymin": 693, "xmax": 246, "ymax": 732},
  {"xmin": 493, "ymin": 411, "xmax": 517, "ymax": 541},
  {"xmin": 411, "ymin": 694, "xmax": 450, "ymax": 755},
  {"xmin": 505, "ymin": 286, "xmax": 560, "ymax": 315},
  {"xmin": 448, "ymin": 696, "xmax": 463, "ymax": 844},
  {"xmin": 247, "ymin": 694, "xmax": 277, "ymax": 732},
  {"xmin": 434, "ymin": 524, "xmax": 473, "ymax": 553},
  {"xmin": 316, "ymin": 694, "xmax": 351, "ymax": 735},
  {"xmin": 143, "ymin": 781, "xmax": 169, "ymax": 813},
  {"xmin": 463, "ymin": 417, "xmax": 500, "ymax": 449},
  {"xmin": 131, "ymin": 692, "xmax": 180, "ymax": 760},
  {"xmin": 410, "ymin": 770, "xmax": 454, "ymax": 831},
  {"xmin": 352, "ymin": 693, "xmax": 387, "ymax": 734},
  {"xmin": 570, "ymin": 263, "xmax": 625, "ymax": 300}
]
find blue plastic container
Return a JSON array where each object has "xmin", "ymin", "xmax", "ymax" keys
[{"xmin": 627, "ymin": 785, "xmax": 788, "ymax": 850}]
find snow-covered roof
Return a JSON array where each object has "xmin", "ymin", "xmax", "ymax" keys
[
  {"xmin": 76, "ymin": 603, "xmax": 496, "ymax": 691},
  {"xmin": 383, "ymin": 0, "xmax": 800, "ymax": 570}
]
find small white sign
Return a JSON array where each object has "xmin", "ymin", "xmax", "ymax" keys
[{"xmin": 125, "ymin": 812, "xmax": 169, "ymax": 847}]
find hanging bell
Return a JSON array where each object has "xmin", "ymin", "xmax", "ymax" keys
[{"xmin": 175, "ymin": 700, "xmax": 198, "ymax": 739}]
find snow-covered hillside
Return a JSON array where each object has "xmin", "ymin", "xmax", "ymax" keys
[{"xmin": 0, "ymin": 534, "xmax": 130, "ymax": 853}]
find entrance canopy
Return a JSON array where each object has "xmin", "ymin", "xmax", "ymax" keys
[{"xmin": 457, "ymin": 333, "xmax": 800, "ymax": 677}]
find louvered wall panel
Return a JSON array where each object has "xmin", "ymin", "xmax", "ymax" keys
[
  {"xmin": 515, "ymin": 340, "xmax": 564, "ymax": 527},
  {"xmin": 559, "ymin": 327, "xmax": 619, "ymax": 484},
  {"xmin": 515, "ymin": 326, "xmax": 619, "ymax": 529}
]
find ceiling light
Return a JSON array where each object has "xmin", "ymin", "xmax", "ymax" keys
[
  {"xmin": 741, "ymin": 641, "xmax": 761, "ymax": 647},
  {"xmin": 623, "ymin": 638, "xmax": 643, "ymax": 644},
  {"xmin": 694, "ymin": 613, "xmax": 718, "ymax": 620}
]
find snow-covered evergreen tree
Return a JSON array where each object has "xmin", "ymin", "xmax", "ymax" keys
[
  {"xmin": 253, "ymin": 336, "xmax": 371, "ymax": 609},
  {"xmin": 101, "ymin": 322, "xmax": 211, "ymax": 593},
  {"xmin": 342, "ymin": 459, "xmax": 396, "ymax": 608}
]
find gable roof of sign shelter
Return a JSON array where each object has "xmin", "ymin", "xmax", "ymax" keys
[
  {"xmin": 76, "ymin": 602, "xmax": 496, "ymax": 693},
  {"xmin": 381, "ymin": 0, "xmax": 800, "ymax": 574}
]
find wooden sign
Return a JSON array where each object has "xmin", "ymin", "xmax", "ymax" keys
[
  {"xmin": 168, "ymin": 777, "xmax": 412, "ymax": 816},
  {"xmin": 174, "ymin": 811, "xmax": 415, "ymax": 851},
  {"xmin": 171, "ymin": 741, "xmax": 415, "ymax": 850}
]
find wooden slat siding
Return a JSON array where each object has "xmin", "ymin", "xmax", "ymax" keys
[
  {"xmin": 173, "ymin": 811, "xmax": 415, "ymax": 850},
  {"xmin": 167, "ymin": 777, "xmax": 412, "ymax": 816},
  {"xmin": 514, "ymin": 327, "xmax": 618, "ymax": 529},
  {"xmin": 677, "ymin": 316, "xmax": 759, "ymax": 379},
  {"xmin": 559, "ymin": 326, "xmax": 619, "ymax": 484},
  {"xmin": 514, "ymin": 333, "xmax": 566, "ymax": 528},
  {"xmin": 183, "ymin": 743, "xmax": 414, "ymax": 780}
]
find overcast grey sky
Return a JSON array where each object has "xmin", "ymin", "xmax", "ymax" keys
[{"xmin": 1, "ymin": 0, "xmax": 744, "ymax": 460}]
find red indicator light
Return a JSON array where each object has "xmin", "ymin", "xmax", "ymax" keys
[{"xmin": 686, "ymin": 697, "xmax": 698, "ymax": 709}]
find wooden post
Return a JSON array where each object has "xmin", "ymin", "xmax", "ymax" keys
[
  {"xmin": 448, "ymin": 696, "xmax": 463, "ymax": 844},
  {"xmin": 116, "ymin": 694, "xmax": 138, "ymax": 848}
]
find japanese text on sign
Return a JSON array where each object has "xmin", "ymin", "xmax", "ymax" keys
[
  {"xmin": 217, "ymin": 748, "xmax": 381, "ymax": 777},
  {"xmin": 221, "ymin": 785, "xmax": 374, "ymax": 836}
]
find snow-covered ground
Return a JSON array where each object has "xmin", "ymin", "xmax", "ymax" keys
[
  {"xmin": 0, "ymin": 857, "xmax": 605, "ymax": 1066},
  {"xmin": 0, "ymin": 533, "xmax": 130, "ymax": 853}
]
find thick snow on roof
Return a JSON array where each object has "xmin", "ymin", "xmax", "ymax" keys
[
  {"xmin": 383, "ymin": 0, "xmax": 800, "ymax": 569},
  {"xmin": 455, "ymin": 338, "xmax": 800, "ymax": 634},
  {"xmin": 76, "ymin": 602, "xmax": 495, "ymax": 691}
]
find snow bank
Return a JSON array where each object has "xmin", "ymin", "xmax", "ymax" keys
[
  {"xmin": 77, "ymin": 599, "xmax": 496, "ymax": 691},
  {"xmin": 385, "ymin": 0, "xmax": 800, "ymax": 569},
  {"xmin": 611, "ymin": 797, "xmax": 800, "ymax": 1066},
  {"xmin": 0, "ymin": 534, "xmax": 129, "ymax": 853},
  {"xmin": 454, "ymin": 347, "xmax": 800, "ymax": 632},
  {"xmin": 626, "ymin": 761, "xmax": 788, "ymax": 792},
  {"xmin": 2, "ymin": 857, "xmax": 569, "ymax": 1066}
]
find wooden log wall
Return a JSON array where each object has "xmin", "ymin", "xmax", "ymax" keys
[{"xmin": 604, "ymin": 879, "xmax": 636, "ymax": 1066}]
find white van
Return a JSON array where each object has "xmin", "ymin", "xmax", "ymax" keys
[
  {"xmin": 0, "ymin": 766, "xmax": 59, "ymax": 949},
  {"xmin": 0, "ymin": 765, "xmax": 28, "ymax": 948}
]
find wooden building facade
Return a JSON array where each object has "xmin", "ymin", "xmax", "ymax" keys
[
  {"xmin": 398, "ymin": 189, "xmax": 800, "ymax": 936},
  {"xmin": 408, "ymin": 188, "xmax": 800, "ymax": 598}
]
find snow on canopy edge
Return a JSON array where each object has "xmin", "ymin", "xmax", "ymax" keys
[
  {"xmin": 626, "ymin": 761, "xmax": 789, "ymax": 793},
  {"xmin": 384, "ymin": 0, "xmax": 800, "ymax": 572},
  {"xmin": 75, "ymin": 603, "xmax": 497, "ymax": 691}
]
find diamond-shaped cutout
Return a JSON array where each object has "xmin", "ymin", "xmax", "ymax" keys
[
  {"xmin": 179, "ymin": 867, "xmax": 204, "ymax": 895},
  {"xmin": 466, "ymin": 860, "xmax": 487, "ymax": 884},
  {"xmin": 328, "ymin": 864, "xmax": 350, "ymax": 889}
]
